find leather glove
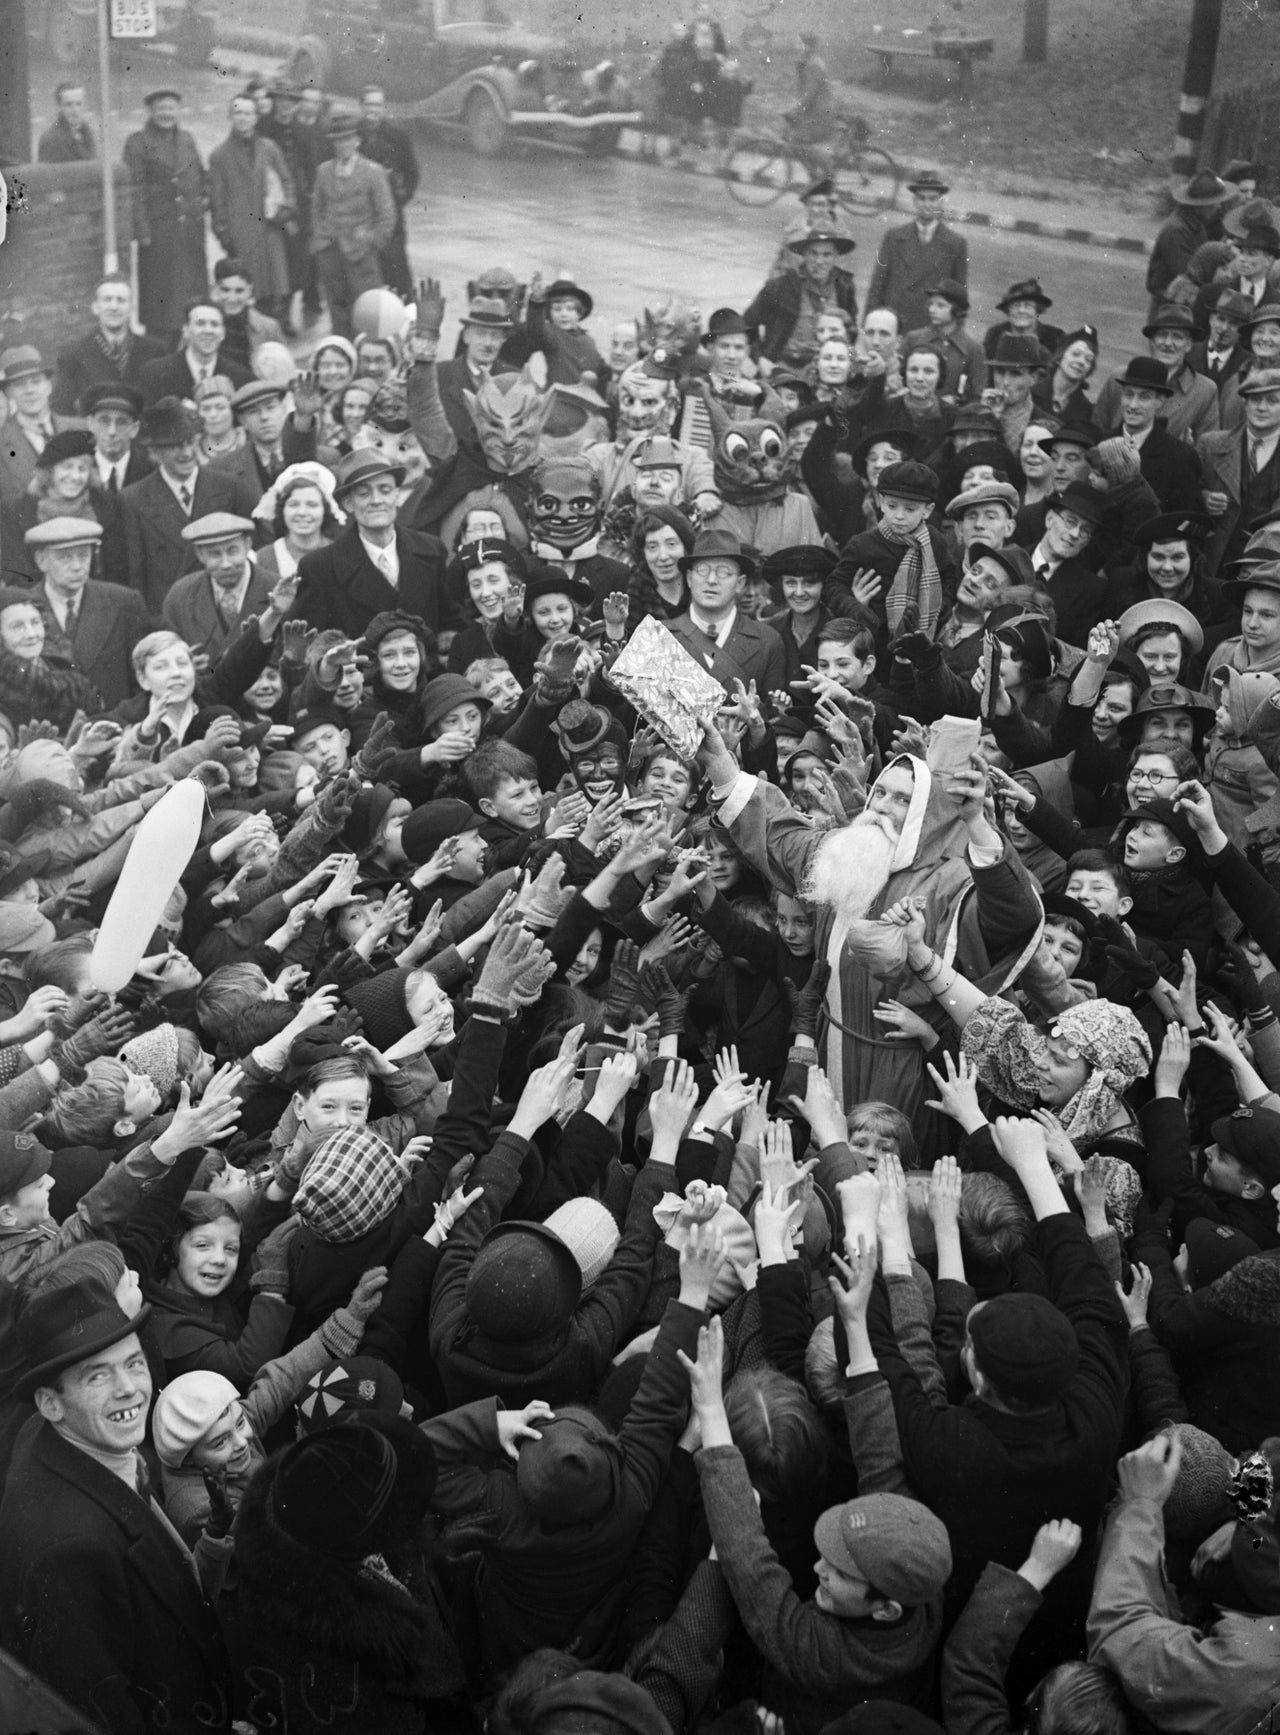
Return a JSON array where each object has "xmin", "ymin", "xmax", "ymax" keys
[
  {"xmin": 1096, "ymin": 915, "xmax": 1161, "ymax": 992},
  {"xmin": 604, "ymin": 939, "xmax": 644, "ymax": 1029},
  {"xmin": 1218, "ymin": 940, "xmax": 1270, "ymax": 1017},
  {"xmin": 785, "ymin": 958, "xmax": 831, "ymax": 1041},
  {"xmin": 352, "ymin": 711, "xmax": 399, "ymax": 782},
  {"xmin": 642, "ymin": 961, "xmax": 690, "ymax": 1040},
  {"xmin": 200, "ymin": 1470, "xmax": 236, "ymax": 1541}
]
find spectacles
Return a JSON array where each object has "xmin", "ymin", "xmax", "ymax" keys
[
  {"xmin": 691, "ymin": 562, "xmax": 742, "ymax": 582},
  {"xmin": 1129, "ymin": 767, "xmax": 1175, "ymax": 785}
]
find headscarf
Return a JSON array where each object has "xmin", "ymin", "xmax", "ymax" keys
[{"xmin": 253, "ymin": 461, "xmax": 345, "ymax": 527}]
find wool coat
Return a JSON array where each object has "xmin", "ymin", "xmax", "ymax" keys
[
  {"xmin": 294, "ymin": 520, "xmax": 447, "ymax": 639},
  {"xmin": 121, "ymin": 122, "xmax": 210, "ymax": 334},
  {"xmin": 867, "ymin": 220, "xmax": 969, "ymax": 335},
  {"xmin": 208, "ymin": 131, "xmax": 295, "ymax": 303}
]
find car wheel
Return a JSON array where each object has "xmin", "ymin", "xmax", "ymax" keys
[
  {"xmin": 47, "ymin": 1, "xmax": 93, "ymax": 64},
  {"xmin": 465, "ymin": 89, "xmax": 508, "ymax": 157},
  {"xmin": 176, "ymin": 11, "xmax": 217, "ymax": 66},
  {"xmin": 289, "ymin": 37, "xmax": 332, "ymax": 91}
]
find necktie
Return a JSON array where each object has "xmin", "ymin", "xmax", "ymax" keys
[
  {"xmin": 64, "ymin": 600, "xmax": 79, "ymax": 640},
  {"xmin": 179, "ymin": 483, "xmax": 193, "ymax": 516},
  {"xmin": 106, "ymin": 467, "xmax": 119, "ymax": 495},
  {"xmin": 135, "ymin": 1455, "xmax": 153, "ymax": 1503}
]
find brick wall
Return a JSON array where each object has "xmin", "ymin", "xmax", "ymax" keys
[{"xmin": 0, "ymin": 160, "xmax": 134, "ymax": 356}]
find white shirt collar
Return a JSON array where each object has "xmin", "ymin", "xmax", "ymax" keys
[
  {"xmin": 360, "ymin": 531, "xmax": 399, "ymax": 584},
  {"xmin": 688, "ymin": 603, "xmax": 736, "ymax": 645}
]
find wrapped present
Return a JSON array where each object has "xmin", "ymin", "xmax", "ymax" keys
[{"xmin": 609, "ymin": 616, "xmax": 726, "ymax": 760}]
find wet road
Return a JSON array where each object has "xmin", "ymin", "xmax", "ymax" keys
[{"xmin": 36, "ymin": 45, "xmax": 1148, "ymax": 371}]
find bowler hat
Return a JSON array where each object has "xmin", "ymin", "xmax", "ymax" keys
[
  {"xmin": 79, "ymin": 381, "xmax": 144, "ymax": 419},
  {"xmin": 1175, "ymin": 168, "xmax": 1230, "ymax": 207},
  {"xmin": 1039, "ymin": 418, "xmax": 1103, "ymax": 451},
  {"xmin": 467, "ymin": 1219, "xmax": 583, "ymax": 1343},
  {"xmin": 927, "ymin": 277, "xmax": 969, "ymax": 313},
  {"xmin": 677, "ymin": 524, "xmax": 757, "ymax": 578},
  {"xmin": 522, "ymin": 566, "xmax": 595, "ymax": 612},
  {"xmin": 1132, "ymin": 511, "xmax": 1213, "ymax": 550},
  {"xmin": 989, "ymin": 333, "xmax": 1049, "ymax": 370},
  {"xmin": 16, "ymin": 1277, "xmax": 151, "ymax": 1401},
  {"xmin": 0, "ymin": 346, "xmax": 49, "ymax": 386},
  {"xmin": 461, "ymin": 295, "xmax": 515, "ymax": 331},
  {"xmin": 1117, "ymin": 598, "xmax": 1204, "ymax": 657},
  {"xmin": 701, "ymin": 307, "xmax": 750, "ymax": 344},
  {"xmin": 230, "ymin": 377, "xmax": 287, "ymax": 415},
  {"xmin": 875, "ymin": 459, "xmax": 938, "ymax": 504},
  {"xmin": 332, "ymin": 446, "xmax": 406, "ymax": 498},
  {"xmin": 34, "ymin": 430, "xmax": 95, "ymax": 469},
  {"xmin": 141, "ymin": 395, "xmax": 201, "ymax": 445},
  {"xmin": 906, "ymin": 170, "xmax": 949, "ymax": 195},
  {"xmin": 788, "ymin": 227, "xmax": 855, "ymax": 255},
  {"xmin": 416, "ymin": 673, "xmax": 492, "ymax": 737},
  {"xmin": 544, "ymin": 278, "xmax": 594, "ymax": 317},
  {"xmin": 1115, "ymin": 356, "xmax": 1175, "ymax": 395},
  {"xmin": 997, "ymin": 277, "xmax": 1053, "ymax": 313},
  {"xmin": 1143, "ymin": 303, "xmax": 1199, "ymax": 338}
]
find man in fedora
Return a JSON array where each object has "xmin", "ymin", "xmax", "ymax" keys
[
  {"xmin": 1199, "ymin": 366, "xmax": 1280, "ymax": 573},
  {"xmin": 744, "ymin": 227, "xmax": 859, "ymax": 367},
  {"xmin": 1028, "ymin": 481, "xmax": 1111, "ymax": 646},
  {"xmin": 437, "ymin": 294, "xmax": 516, "ymax": 449},
  {"xmin": 26, "ymin": 517, "xmax": 151, "ymax": 710},
  {"xmin": 867, "ymin": 170, "xmax": 968, "ymax": 337},
  {"xmin": 207, "ymin": 375, "xmax": 322, "ymax": 499},
  {"xmin": 51, "ymin": 275, "xmax": 163, "ymax": 418},
  {"xmin": 986, "ymin": 332, "xmax": 1050, "ymax": 457},
  {"xmin": 120, "ymin": 398, "xmax": 258, "ymax": 615},
  {"xmin": 310, "ymin": 109, "xmax": 396, "ymax": 339},
  {"xmin": 982, "ymin": 277, "xmax": 1064, "ymax": 361},
  {"xmin": 1103, "ymin": 356, "xmax": 1204, "ymax": 514},
  {"xmin": 1190, "ymin": 287, "xmax": 1256, "ymax": 391},
  {"xmin": 137, "ymin": 297, "xmax": 251, "ymax": 405},
  {"xmin": 0, "ymin": 347, "xmax": 84, "ymax": 511},
  {"xmin": 295, "ymin": 448, "xmax": 447, "ymax": 637},
  {"xmin": 0, "ymin": 1278, "xmax": 232, "ymax": 1733},
  {"xmin": 906, "ymin": 278, "xmax": 987, "ymax": 401},
  {"xmin": 1096, "ymin": 306, "xmax": 1219, "ymax": 445},
  {"xmin": 163, "ymin": 512, "xmax": 277, "ymax": 659},
  {"xmin": 1218, "ymin": 201, "xmax": 1280, "ymax": 308},
  {"xmin": 1147, "ymin": 168, "xmax": 1231, "ymax": 313},
  {"xmin": 665, "ymin": 526, "xmax": 786, "ymax": 704}
]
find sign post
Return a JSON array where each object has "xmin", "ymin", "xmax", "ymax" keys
[{"xmin": 99, "ymin": 0, "xmax": 158, "ymax": 273}]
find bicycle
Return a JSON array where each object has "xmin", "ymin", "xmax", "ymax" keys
[{"xmin": 723, "ymin": 116, "xmax": 901, "ymax": 215}]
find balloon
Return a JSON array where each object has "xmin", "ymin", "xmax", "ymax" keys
[
  {"xmin": 353, "ymin": 288, "xmax": 408, "ymax": 341},
  {"xmin": 252, "ymin": 341, "xmax": 298, "ymax": 386},
  {"xmin": 90, "ymin": 780, "xmax": 207, "ymax": 994}
]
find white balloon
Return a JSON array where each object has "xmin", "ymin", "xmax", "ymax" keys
[{"xmin": 90, "ymin": 780, "xmax": 207, "ymax": 993}]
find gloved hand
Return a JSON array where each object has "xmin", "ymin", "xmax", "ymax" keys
[
  {"xmin": 890, "ymin": 629, "xmax": 937, "ymax": 668},
  {"xmin": 473, "ymin": 923, "xmax": 547, "ymax": 1009},
  {"xmin": 520, "ymin": 852, "xmax": 573, "ymax": 929},
  {"xmin": 604, "ymin": 939, "xmax": 644, "ymax": 1029},
  {"xmin": 1130, "ymin": 1194, "xmax": 1173, "ymax": 1250},
  {"xmin": 249, "ymin": 1260, "xmax": 290, "ymax": 1297},
  {"xmin": 1219, "ymin": 939, "xmax": 1270, "ymax": 1017},
  {"xmin": 315, "ymin": 768, "xmax": 361, "ymax": 827},
  {"xmin": 352, "ymin": 711, "xmax": 399, "ymax": 782},
  {"xmin": 785, "ymin": 958, "xmax": 831, "ymax": 1041},
  {"xmin": 200, "ymin": 1469, "xmax": 236, "ymax": 1541},
  {"xmin": 345, "ymin": 1266, "xmax": 388, "ymax": 1324},
  {"xmin": 534, "ymin": 634, "xmax": 584, "ymax": 701},
  {"xmin": 509, "ymin": 947, "xmax": 556, "ymax": 1009},
  {"xmin": 1096, "ymin": 915, "xmax": 1161, "ymax": 992},
  {"xmin": 271, "ymin": 1134, "xmax": 315, "ymax": 1193},
  {"xmin": 189, "ymin": 760, "xmax": 232, "ymax": 796},
  {"xmin": 641, "ymin": 960, "xmax": 690, "ymax": 1040},
  {"xmin": 56, "ymin": 1005, "xmax": 137, "ymax": 1073}
]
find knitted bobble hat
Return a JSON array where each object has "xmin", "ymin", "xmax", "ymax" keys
[
  {"xmin": 121, "ymin": 1024, "xmax": 182, "ymax": 1100},
  {"xmin": 541, "ymin": 1198, "xmax": 621, "ymax": 1289}
]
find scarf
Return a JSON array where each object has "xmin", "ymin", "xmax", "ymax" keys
[{"xmin": 882, "ymin": 522, "xmax": 942, "ymax": 637}]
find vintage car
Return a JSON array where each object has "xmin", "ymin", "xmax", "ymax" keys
[
  {"xmin": 29, "ymin": 0, "xmax": 218, "ymax": 65},
  {"xmin": 283, "ymin": 0, "xmax": 641, "ymax": 155}
]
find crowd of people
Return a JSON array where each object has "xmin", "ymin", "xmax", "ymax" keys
[{"xmin": 4, "ymin": 60, "xmax": 1280, "ymax": 1735}]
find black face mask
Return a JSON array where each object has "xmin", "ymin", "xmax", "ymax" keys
[{"xmin": 570, "ymin": 744, "xmax": 625, "ymax": 799}]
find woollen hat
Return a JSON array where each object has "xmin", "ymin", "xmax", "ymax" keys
[
  {"xmin": 152, "ymin": 1370, "xmax": 239, "ymax": 1467},
  {"xmin": 399, "ymin": 799, "xmax": 482, "ymax": 863},
  {"xmin": 466, "ymin": 1220, "xmax": 583, "ymax": 1343},
  {"xmin": 1183, "ymin": 1215, "xmax": 1261, "ymax": 1287},
  {"xmin": 967, "ymin": 1292, "xmax": 1080, "ymax": 1403},
  {"xmin": 293, "ymin": 1126, "xmax": 406, "ymax": 1243},
  {"xmin": 515, "ymin": 1405, "xmax": 621, "ymax": 1527},
  {"xmin": 296, "ymin": 1355, "xmax": 405, "ymax": 1433},
  {"xmin": 270, "ymin": 1418, "xmax": 399, "ymax": 1558},
  {"xmin": 1212, "ymin": 1105, "xmax": 1280, "ymax": 1189},
  {"xmin": 542, "ymin": 1198, "xmax": 621, "ymax": 1288},
  {"xmin": 1163, "ymin": 1423, "xmax": 1237, "ymax": 1541},
  {"xmin": 121, "ymin": 1024, "xmax": 182, "ymax": 1100},
  {"xmin": 343, "ymin": 964, "xmax": 414, "ymax": 1049},
  {"xmin": 814, "ymin": 1492, "xmax": 952, "ymax": 1605}
]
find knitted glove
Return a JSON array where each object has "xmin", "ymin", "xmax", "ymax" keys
[
  {"xmin": 1096, "ymin": 915, "xmax": 1161, "ymax": 992},
  {"xmin": 533, "ymin": 634, "xmax": 584, "ymax": 702},
  {"xmin": 786, "ymin": 958, "xmax": 831, "ymax": 1041},
  {"xmin": 352, "ymin": 711, "xmax": 399, "ymax": 782},
  {"xmin": 249, "ymin": 1262, "xmax": 290, "ymax": 1297},
  {"xmin": 271, "ymin": 1136, "xmax": 314, "ymax": 1195},
  {"xmin": 54, "ymin": 1005, "xmax": 137, "ymax": 1080},
  {"xmin": 642, "ymin": 961, "xmax": 690, "ymax": 1040},
  {"xmin": 1091, "ymin": 437, "xmax": 1140, "ymax": 485},
  {"xmin": 521, "ymin": 852, "xmax": 573, "ymax": 929},
  {"xmin": 314, "ymin": 768, "xmax": 361, "ymax": 828},
  {"xmin": 604, "ymin": 939, "xmax": 644, "ymax": 1029},
  {"xmin": 510, "ymin": 947, "xmax": 556, "ymax": 1009},
  {"xmin": 473, "ymin": 922, "xmax": 545, "ymax": 1008},
  {"xmin": 320, "ymin": 1266, "xmax": 388, "ymax": 1357},
  {"xmin": 1219, "ymin": 940, "xmax": 1270, "ymax": 1018}
]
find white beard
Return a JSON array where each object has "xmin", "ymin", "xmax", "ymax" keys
[{"xmin": 803, "ymin": 814, "xmax": 899, "ymax": 922}]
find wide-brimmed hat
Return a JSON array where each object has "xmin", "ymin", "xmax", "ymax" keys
[
  {"xmin": 16, "ymin": 1277, "xmax": 151, "ymax": 1401},
  {"xmin": 416, "ymin": 673, "xmax": 492, "ymax": 736},
  {"xmin": 1143, "ymin": 303, "xmax": 1199, "ymax": 339},
  {"xmin": 141, "ymin": 395, "xmax": 201, "ymax": 445},
  {"xmin": 990, "ymin": 333, "xmax": 1049, "ymax": 371},
  {"xmin": 788, "ymin": 226, "xmax": 855, "ymax": 255},
  {"xmin": 34, "ymin": 430, "xmax": 95, "ymax": 469},
  {"xmin": 1117, "ymin": 682, "xmax": 1216, "ymax": 743},
  {"xmin": 523, "ymin": 565, "xmax": 594, "ymax": 612},
  {"xmin": 1046, "ymin": 482, "xmax": 1109, "ymax": 528},
  {"xmin": 1117, "ymin": 598, "xmax": 1204, "ymax": 656},
  {"xmin": 0, "ymin": 346, "xmax": 48, "ymax": 386},
  {"xmin": 544, "ymin": 278, "xmax": 593, "ymax": 317},
  {"xmin": 1225, "ymin": 557, "xmax": 1280, "ymax": 602},
  {"xmin": 332, "ymin": 447, "xmax": 406, "ymax": 499},
  {"xmin": 997, "ymin": 277, "xmax": 1053, "ymax": 313},
  {"xmin": 79, "ymin": 381, "xmax": 145, "ymax": 419},
  {"xmin": 461, "ymin": 295, "xmax": 514, "ymax": 331},
  {"xmin": 1132, "ymin": 511, "xmax": 1213, "ymax": 551},
  {"xmin": 700, "ymin": 307, "xmax": 750, "ymax": 345},
  {"xmin": 1174, "ymin": 168, "xmax": 1230, "ymax": 207},
  {"xmin": 906, "ymin": 169, "xmax": 949, "ymax": 195},
  {"xmin": 677, "ymin": 524, "xmax": 757, "ymax": 578},
  {"xmin": 927, "ymin": 277, "xmax": 969, "ymax": 313},
  {"xmin": 1115, "ymin": 356, "xmax": 1175, "ymax": 395}
]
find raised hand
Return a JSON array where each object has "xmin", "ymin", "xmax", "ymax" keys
[
  {"xmin": 924, "ymin": 1050, "xmax": 983, "ymax": 1128},
  {"xmin": 928, "ymin": 1155, "xmax": 963, "ymax": 1230},
  {"xmin": 677, "ymin": 1313, "xmax": 726, "ymax": 1411},
  {"xmin": 700, "ymin": 1046, "xmax": 753, "ymax": 1129},
  {"xmin": 291, "ymin": 369, "xmax": 324, "ymax": 419},
  {"xmin": 1117, "ymin": 1431, "xmax": 1183, "ymax": 1506},
  {"xmin": 828, "ymin": 1235, "xmax": 877, "ymax": 1329},
  {"xmin": 415, "ymin": 275, "xmax": 446, "ymax": 338},
  {"xmin": 1115, "ymin": 1261, "xmax": 1152, "ymax": 1330},
  {"xmin": 650, "ymin": 1057, "xmax": 699, "ymax": 1148}
]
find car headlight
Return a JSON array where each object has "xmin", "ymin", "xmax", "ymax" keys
[{"xmin": 517, "ymin": 58, "xmax": 541, "ymax": 80}]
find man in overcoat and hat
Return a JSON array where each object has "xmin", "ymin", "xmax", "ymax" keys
[{"xmin": 867, "ymin": 170, "xmax": 968, "ymax": 336}]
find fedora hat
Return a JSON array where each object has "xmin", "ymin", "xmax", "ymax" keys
[
  {"xmin": 677, "ymin": 524, "xmax": 757, "ymax": 578},
  {"xmin": 1225, "ymin": 558, "xmax": 1280, "ymax": 603},
  {"xmin": 1143, "ymin": 304, "xmax": 1199, "ymax": 338},
  {"xmin": 462, "ymin": 295, "xmax": 515, "ymax": 330},
  {"xmin": 0, "ymin": 346, "xmax": 49, "ymax": 386},
  {"xmin": 1213, "ymin": 288, "xmax": 1257, "ymax": 323},
  {"xmin": 1238, "ymin": 225, "xmax": 1280, "ymax": 257},
  {"xmin": 1038, "ymin": 418, "xmax": 1103, "ymax": 451},
  {"xmin": 1116, "ymin": 356, "xmax": 1175, "ymax": 395},
  {"xmin": 701, "ymin": 307, "xmax": 750, "ymax": 344},
  {"xmin": 906, "ymin": 169, "xmax": 949, "ymax": 195},
  {"xmin": 1117, "ymin": 598, "xmax": 1204, "ymax": 657},
  {"xmin": 16, "ymin": 1278, "xmax": 151, "ymax": 1402},
  {"xmin": 1046, "ymin": 482, "xmax": 1109, "ymax": 528},
  {"xmin": 1174, "ymin": 169, "xmax": 1230, "ymax": 207},
  {"xmin": 332, "ymin": 447, "xmax": 406, "ymax": 498},
  {"xmin": 141, "ymin": 395, "xmax": 201, "ymax": 445},
  {"xmin": 997, "ymin": 277, "xmax": 1053, "ymax": 313},
  {"xmin": 967, "ymin": 542, "xmax": 1036, "ymax": 587},
  {"xmin": 990, "ymin": 333, "xmax": 1049, "ymax": 371},
  {"xmin": 788, "ymin": 227, "xmax": 855, "ymax": 256},
  {"xmin": 1225, "ymin": 197, "xmax": 1280, "ymax": 240}
]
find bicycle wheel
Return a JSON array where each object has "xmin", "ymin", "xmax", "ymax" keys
[
  {"xmin": 834, "ymin": 145, "xmax": 901, "ymax": 216},
  {"xmin": 726, "ymin": 141, "xmax": 796, "ymax": 206}
]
